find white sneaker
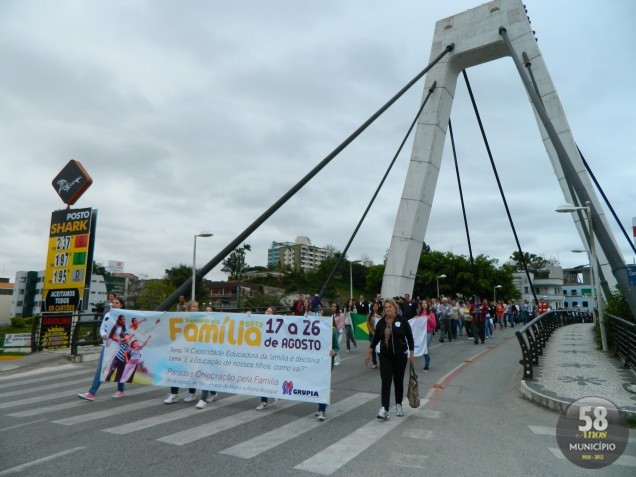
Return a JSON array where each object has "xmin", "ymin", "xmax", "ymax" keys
[
  {"xmin": 195, "ymin": 400, "xmax": 206, "ymax": 409},
  {"xmin": 205, "ymin": 394, "xmax": 217, "ymax": 403},
  {"xmin": 377, "ymin": 407, "xmax": 388, "ymax": 420},
  {"xmin": 396, "ymin": 404, "xmax": 404, "ymax": 417},
  {"xmin": 317, "ymin": 411, "xmax": 325, "ymax": 421},
  {"xmin": 183, "ymin": 393, "xmax": 196, "ymax": 403},
  {"xmin": 256, "ymin": 402, "xmax": 268, "ymax": 411},
  {"xmin": 164, "ymin": 393, "xmax": 178, "ymax": 404}
]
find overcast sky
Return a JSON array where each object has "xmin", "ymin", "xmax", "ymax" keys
[{"xmin": 1, "ymin": 0, "xmax": 634, "ymax": 285}]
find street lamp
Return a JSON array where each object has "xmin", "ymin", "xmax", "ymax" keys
[
  {"xmin": 436, "ymin": 274, "xmax": 447, "ymax": 298},
  {"xmin": 192, "ymin": 232, "xmax": 213, "ymax": 302},
  {"xmin": 494, "ymin": 284, "xmax": 502, "ymax": 303},
  {"xmin": 555, "ymin": 202, "xmax": 607, "ymax": 351},
  {"xmin": 349, "ymin": 260, "xmax": 362, "ymax": 300}
]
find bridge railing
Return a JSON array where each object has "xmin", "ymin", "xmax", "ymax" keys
[
  {"xmin": 514, "ymin": 310, "xmax": 576, "ymax": 380},
  {"xmin": 605, "ymin": 312, "xmax": 636, "ymax": 372}
]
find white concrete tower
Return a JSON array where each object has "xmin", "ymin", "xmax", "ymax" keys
[{"xmin": 382, "ymin": 0, "xmax": 619, "ymax": 298}]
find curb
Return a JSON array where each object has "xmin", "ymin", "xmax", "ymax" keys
[{"xmin": 520, "ymin": 380, "xmax": 636, "ymax": 419}]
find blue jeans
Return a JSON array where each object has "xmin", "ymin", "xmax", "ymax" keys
[
  {"xmin": 88, "ymin": 346, "xmax": 105, "ymax": 395},
  {"xmin": 424, "ymin": 331, "xmax": 434, "ymax": 368},
  {"xmin": 485, "ymin": 318, "xmax": 494, "ymax": 337}
]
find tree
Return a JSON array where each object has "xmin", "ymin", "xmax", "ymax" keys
[
  {"xmin": 221, "ymin": 243, "xmax": 251, "ymax": 279},
  {"xmin": 505, "ymin": 251, "xmax": 558, "ymax": 273},
  {"xmin": 164, "ymin": 264, "xmax": 208, "ymax": 303},
  {"xmin": 135, "ymin": 279, "xmax": 173, "ymax": 310}
]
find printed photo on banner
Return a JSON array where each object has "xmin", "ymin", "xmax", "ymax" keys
[{"xmin": 100, "ymin": 310, "xmax": 333, "ymax": 404}]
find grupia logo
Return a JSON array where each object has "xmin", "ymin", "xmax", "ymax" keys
[{"xmin": 282, "ymin": 381, "xmax": 293, "ymax": 395}]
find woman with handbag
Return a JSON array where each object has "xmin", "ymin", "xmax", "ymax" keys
[{"xmin": 364, "ymin": 298, "xmax": 415, "ymax": 419}]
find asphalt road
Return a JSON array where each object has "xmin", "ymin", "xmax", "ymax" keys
[{"xmin": 1, "ymin": 329, "xmax": 634, "ymax": 476}]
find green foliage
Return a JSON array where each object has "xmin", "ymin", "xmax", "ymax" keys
[
  {"xmin": 365, "ymin": 265, "xmax": 385, "ymax": 294},
  {"xmin": 505, "ymin": 251, "xmax": 558, "ymax": 273},
  {"xmin": 135, "ymin": 279, "xmax": 173, "ymax": 311},
  {"xmin": 604, "ymin": 286, "xmax": 632, "ymax": 322},
  {"xmin": 10, "ymin": 317, "xmax": 25, "ymax": 328},
  {"xmin": 222, "ymin": 243, "xmax": 252, "ymax": 279},
  {"xmin": 92, "ymin": 261, "xmax": 111, "ymax": 278}
]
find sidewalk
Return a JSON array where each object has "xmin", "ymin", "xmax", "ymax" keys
[{"xmin": 520, "ymin": 322, "xmax": 636, "ymax": 418}]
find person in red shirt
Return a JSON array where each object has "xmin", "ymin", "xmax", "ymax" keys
[
  {"xmin": 469, "ymin": 297, "xmax": 489, "ymax": 345},
  {"xmin": 495, "ymin": 300, "xmax": 505, "ymax": 330}
]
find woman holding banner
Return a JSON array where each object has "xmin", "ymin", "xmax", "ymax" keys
[
  {"xmin": 364, "ymin": 298, "xmax": 415, "ymax": 419},
  {"xmin": 78, "ymin": 297, "xmax": 124, "ymax": 401}
]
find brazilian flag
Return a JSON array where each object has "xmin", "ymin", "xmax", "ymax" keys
[{"xmin": 351, "ymin": 313, "xmax": 369, "ymax": 340}]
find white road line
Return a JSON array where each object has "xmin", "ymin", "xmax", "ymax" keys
[
  {"xmin": 0, "ymin": 369, "xmax": 92, "ymax": 387},
  {"xmin": 0, "ymin": 446, "xmax": 85, "ymax": 476},
  {"xmin": 0, "ymin": 364, "xmax": 79, "ymax": 382},
  {"xmin": 53, "ymin": 398, "xmax": 162, "ymax": 425},
  {"xmin": 389, "ymin": 452, "xmax": 429, "ymax": 469},
  {"xmin": 7, "ymin": 401, "xmax": 91, "ymax": 418},
  {"xmin": 0, "ymin": 418, "xmax": 48, "ymax": 432},
  {"xmin": 529, "ymin": 425, "xmax": 556, "ymax": 435},
  {"xmin": 0, "ymin": 382, "xmax": 157, "ymax": 409},
  {"xmin": 294, "ymin": 414, "xmax": 410, "ymax": 475},
  {"xmin": 0, "ymin": 377, "xmax": 90, "ymax": 399},
  {"xmin": 157, "ymin": 398, "xmax": 300, "ymax": 445},
  {"xmin": 104, "ymin": 394, "xmax": 252, "ymax": 435},
  {"xmin": 221, "ymin": 392, "xmax": 378, "ymax": 458}
]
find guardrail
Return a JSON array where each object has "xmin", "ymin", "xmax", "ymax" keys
[
  {"xmin": 514, "ymin": 311, "xmax": 576, "ymax": 380},
  {"xmin": 606, "ymin": 312, "xmax": 636, "ymax": 372}
]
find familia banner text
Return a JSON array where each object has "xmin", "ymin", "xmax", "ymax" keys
[{"xmin": 99, "ymin": 310, "xmax": 332, "ymax": 404}]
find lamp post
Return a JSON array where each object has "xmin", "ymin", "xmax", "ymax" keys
[
  {"xmin": 349, "ymin": 260, "xmax": 362, "ymax": 300},
  {"xmin": 555, "ymin": 202, "xmax": 607, "ymax": 351},
  {"xmin": 192, "ymin": 233, "xmax": 213, "ymax": 302},
  {"xmin": 436, "ymin": 274, "xmax": 446, "ymax": 298},
  {"xmin": 494, "ymin": 284, "xmax": 502, "ymax": 303}
]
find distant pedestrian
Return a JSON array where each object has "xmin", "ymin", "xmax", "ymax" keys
[
  {"xmin": 78, "ymin": 297, "xmax": 124, "ymax": 401},
  {"xmin": 343, "ymin": 299, "xmax": 357, "ymax": 352},
  {"xmin": 420, "ymin": 302, "xmax": 436, "ymax": 371},
  {"xmin": 356, "ymin": 295, "xmax": 369, "ymax": 315},
  {"xmin": 366, "ymin": 302, "xmax": 382, "ymax": 369}
]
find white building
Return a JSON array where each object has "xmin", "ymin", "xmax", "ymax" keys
[
  {"xmin": 11, "ymin": 271, "xmax": 108, "ymax": 317},
  {"xmin": 268, "ymin": 236, "xmax": 329, "ymax": 272}
]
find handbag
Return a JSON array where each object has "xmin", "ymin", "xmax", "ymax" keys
[{"xmin": 407, "ymin": 363, "xmax": 420, "ymax": 408}]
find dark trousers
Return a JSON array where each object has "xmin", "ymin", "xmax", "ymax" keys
[
  {"xmin": 378, "ymin": 352, "xmax": 408, "ymax": 411},
  {"xmin": 344, "ymin": 325, "xmax": 357, "ymax": 350},
  {"xmin": 368, "ymin": 334, "xmax": 377, "ymax": 365},
  {"xmin": 439, "ymin": 319, "xmax": 452, "ymax": 342},
  {"xmin": 473, "ymin": 320, "xmax": 486, "ymax": 344}
]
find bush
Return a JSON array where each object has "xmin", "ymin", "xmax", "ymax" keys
[{"xmin": 10, "ymin": 317, "xmax": 25, "ymax": 328}]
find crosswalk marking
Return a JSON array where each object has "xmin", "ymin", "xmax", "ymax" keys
[
  {"xmin": 0, "ymin": 376, "xmax": 90, "ymax": 399},
  {"xmin": 294, "ymin": 413, "xmax": 410, "ymax": 475},
  {"xmin": 404, "ymin": 428, "xmax": 434, "ymax": 439},
  {"xmin": 7, "ymin": 386, "xmax": 158, "ymax": 418},
  {"xmin": 0, "ymin": 446, "xmax": 85, "ymax": 476},
  {"xmin": 157, "ymin": 398, "xmax": 299, "ymax": 446},
  {"xmin": 0, "ymin": 364, "xmax": 79, "ymax": 382},
  {"xmin": 104, "ymin": 394, "xmax": 252, "ymax": 435},
  {"xmin": 53, "ymin": 397, "xmax": 162, "ymax": 425},
  {"xmin": 221, "ymin": 392, "xmax": 378, "ymax": 459},
  {"xmin": 389, "ymin": 452, "xmax": 428, "ymax": 469},
  {"xmin": 529, "ymin": 425, "xmax": 556, "ymax": 435},
  {"xmin": 0, "ymin": 369, "xmax": 91, "ymax": 387}
]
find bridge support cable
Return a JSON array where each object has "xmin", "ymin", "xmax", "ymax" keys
[
  {"xmin": 461, "ymin": 69, "xmax": 539, "ymax": 306},
  {"xmin": 317, "ymin": 82, "xmax": 438, "ymax": 299},
  {"xmin": 448, "ymin": 119, "xmax": 476, "ymax": 282},
  {"xmin": 577, "ymin": 146, "xmax": 636, "ymax": 257},
  {"xmin": 156, "ymin": 44, "xmax": 455, "ymax": 311},
  {"xmin": 523, "ymin": 53, "xmax": 636, "ymax": 293},
  {"xmin": 500, "ymin": 27, "xmax": 636, "ymax": 317}
]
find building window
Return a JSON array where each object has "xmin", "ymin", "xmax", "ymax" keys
[
  {"xmin": 17, "ymin": 301, "xmax": 23, "ymax": 306},
  {"xmin": 582, "ymin": 301, "xmax": 589, "ymax": 308},
  {"xmin": 523, "ymin": 287, "xmax": 528, "ymax": 294},
  {"xmin": 572, "ymin": 301, "xmax": 578, "ymax": 307},
  {"xmin": 571, "ymin": 290, "xmax": 577, "ymax": 296}
]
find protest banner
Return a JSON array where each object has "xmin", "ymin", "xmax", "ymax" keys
[{"xmin": 100, "ymin": 310, "xmax": 332, "ymax": 404}]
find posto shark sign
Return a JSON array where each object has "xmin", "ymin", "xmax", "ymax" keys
[{"xmin": 43, "ymin": 160, "xmax": 96, "ymax": 313}]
